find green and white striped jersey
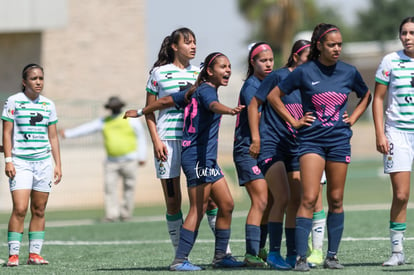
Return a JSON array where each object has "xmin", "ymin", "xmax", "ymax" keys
[
  {"xmin": 146, "ymin": 63, "xmax": 199, "ymax": 140},
  {"xmin": 2, "ymin": 92, "xmax": 58, "ymax": 160},
  {"xmin": 376, "ymin": 50, "xmax": 414, "ymax": 131}
]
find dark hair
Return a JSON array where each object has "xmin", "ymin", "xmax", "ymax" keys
[
  {"xmin": 399, "ymin": 16, "xmax": 414, "ymax": 34},
  {"xmin": 246, "ymin": 42, "xmax": 270, "ymax": 79},
  {"xmin": 150, "ymin": 27, "xmax": 196, "ymax": 73},
  {"xmin": 21, "ymin": 63, "xmax": 44, "ymax": 91},
  {"xmin": 185, "ymin": 52, "xmax": 226, "ymax": 101},
  {"xmin": 309, "ymin": 23, "xmax": 340, "ymax": 61},
  {"xmin": 285, "ymin": 39, "xmax": 311, "ymax": 67}
]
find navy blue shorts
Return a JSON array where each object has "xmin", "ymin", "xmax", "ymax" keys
[
  {"xmin": 298, "ymin": 142, "xmax": 351, "ymax": 163},
  {"xmin": 233, "ymin": 152, "xmax": 264, "ymax": 186},
  {"xmin": 258, "ymin": 142, "xmax": 299, "ymax": 175},
  {"xmin": 181, "ymin": 158, "xmax": 224, "ymax": 187}
]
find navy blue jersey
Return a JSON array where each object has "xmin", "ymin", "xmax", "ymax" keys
[
  {"xmin": 278, "ymin": 60, "xmax": 369, "ymax": 145},
  {"xmin": 233, "ymin": 75, "xmax": 264, "ymax": 184},
  {"xmin": 233, "ymin": 75, "xmax": 261, "ymax": 154},
  {"xmin": 181, "ymin": 82, "xmax": 222, "ymax": 166},
  {"xmin": 171, "ymin": 89, "xmax": 188, "ymax": 109},
  {"xmin": 256, "ymin": 67, "xmax": 302, "ymax": 148}
]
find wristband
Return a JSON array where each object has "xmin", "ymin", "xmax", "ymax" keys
[
  {"xmin": 137, "ymin": 108, "xmax": 144, "ymax": 117},
  {"xmin": 5, "ymin": 157, "xmax": 12, "ymax": 163}
]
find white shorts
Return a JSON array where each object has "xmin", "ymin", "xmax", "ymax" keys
[
  {"xmin": 154, "ymin": 140, "xmax": 181, "ymax": 179},
  {"xmin": 9, "ymin": 157, "xmax": 53, "ymax": 192},
  {"xmin": 383, "ymin": 129, "xmax": 414, "ymax": 173}
]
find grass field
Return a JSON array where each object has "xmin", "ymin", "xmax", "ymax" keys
[{"xmin": 0, "ymin": 158, "xmax": 413, "ymax": 274}]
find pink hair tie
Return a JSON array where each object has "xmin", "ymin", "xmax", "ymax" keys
[
  {"xmin": 207, "ymin": 53, "xmax": 224, "ymax": 68},
  {"xmin": 295, "ymin": 44, "xmax": 310, "ymax": 54},
  {"xmin": 318, "ymin": 28, "xmax": 339, "ymax": 42},
  {"xmin": 250, "ymin": 44, "xmax": 272, "ymax": 61}
]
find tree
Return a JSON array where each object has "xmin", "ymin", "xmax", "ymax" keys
[
  {"xmin": 355, "ymin": 0, "xmax": 414, "ymax": 41},
  {"xmin": 238, "ymin": 0, "xmax": 302, "ymax": 65},
  {"xmin": 238, "ymin": 0, "xmax": 348, "ymax": 66}
]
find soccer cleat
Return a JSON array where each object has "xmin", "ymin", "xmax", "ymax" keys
[
  {"xmin": 285, "ymin": 255, "xmax": 297, "ymax": 268},
  {"xmin": 307, "ymin": 248, "xmax": 324, "ymax": 266},
  {"xmin": 169, "ymin": 260, "xmax": 202, "ymax": 271},
  {"xmin": 6, "ymin": 255, "xmax": 19, "ymax": 267},
  {"xmin": 382, "ymin": 252, "xmax": 405, "ymax": 266},
  {"xmin": 267, "ymin": 251, "xmax": 291, "ymax": 270},
  {"xmin": 212, "ymin": 254, "xmax": 245, "ymax": 268},
  {"xmin": 323, "ymin": 255, "xmax": 344, "ymax": 269},
  {"xmin": 244, "ymin": 253, "xmax": 267, "ymax": 267},
  {"xmin": 258, "ymin": 247, "xmax": 268, "ymax": 261},
  {"xmin": 294, "ymin": 256, "xmax": 310, "ymax": 272},
  {"xmin": 27, "ymin": 253, "xmax": 49, "ymax": 265}
]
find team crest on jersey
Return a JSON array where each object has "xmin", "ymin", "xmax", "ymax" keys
[
  {"xmin": 382, "ymin": 69, "xmax": 390, "ymax": 77},
  {"xmin": 193, "ymin": 71, "xmax": 199, "ymax": 78},
  {"xmin": 386, "ymin": 155, "xmax": 393, "ymax": 169},
  {"xmin": 152, "ymin": 80, "xmax": 158, "ymax": 87},
  {"xmin": 40, "ymin": 102, "xmax": 50, "ymax": 111},
  {"xmin": 158, "ymin": 161, "xmax": 166, "ymax": 175},
  {"xmin": 7, "ymin": 108, "xmax": 14, "ymax": 116}
]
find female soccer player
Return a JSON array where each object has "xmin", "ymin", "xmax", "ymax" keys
[
  {"xmin": 248, "ymin": 39, "xmax": 310, "ymax": 270},
  {"xmin": 126, "ymin": 52, "xmax": 245, "ymax": 271},
  {"xmin": 267, "ymin": 23, "xmax": 371, "ymax": 271},
  {"xmin": 373, "ymin": 16, "xmax": 414, "ymax": 267},
  {"xmin": 144, "ymin": 28, "xmax": 219, "ymax": 252},
  {"xmin": 2, "ymin": 63, "xmax": 62, "ymax": 267},
  {"xmin": 233, "ymin": 42, "xmax": 273, "ymax": 267},
  {"xmin": 171, "ymin": 52, "xmax": 244, "ymax": 271}
]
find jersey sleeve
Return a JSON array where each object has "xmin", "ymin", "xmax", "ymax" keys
[
  {"xmin": 1, "ymin": 97, "xmax": 16, "ymax": 122},
  {"xmin": 240, "ymin": 82, "xmax": 258, "ymax": 107},
  {"xmin": 375, "ymin": 54, "xmax": 391, "ymax": 86},
  {"xmin": 278, "ymin": 68, "xmax": 301, "ymax": 95},
  {"xmin": 352, "ymin": 69, "xmax": 369, "ymax": 98},
  {"xmin": 256, "ymin": 72, "xmax": 280, "ymax": 102},
  {"xmin": 48, "ymin": 100, "xmax": 58, "ymax": 125},
  {"xmin": 145, "ymin": 68, "xmax": 159, "ymax": 95},
  {"xmin": 198, "ymin": 86, "xmax": 219, "ymax": 110}
]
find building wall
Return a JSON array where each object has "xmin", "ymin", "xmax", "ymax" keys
[
  {"xmin": 0, "ymin": 33, "xmax": 42, "ymax": 97},
  {"xmin": 0, "ymin": 0, "xmax": 153, "ymax": 212},
  {"xmin": 42, "ymin": 0, "xmax": 147, "ymax": 107}
]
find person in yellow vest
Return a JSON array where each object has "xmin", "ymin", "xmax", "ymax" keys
[{"xmin": 59, "ymin": 96, "xmax": 147, "ymax": 222}]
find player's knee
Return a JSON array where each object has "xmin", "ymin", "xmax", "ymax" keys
[
  {"xmin": 219, "ymin": 200, "xmax": 234, "ymax": 217},
  {"xmin": 394, "ymin": 191, "xmax": 409, "ymax": 204},
  {"xmin": 12, "ymin": 207, "xmax": 28, "ymax": 219},
  {"xmin": 30, "ymin": 204, "xmax": 46, "ymax": 218}
]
